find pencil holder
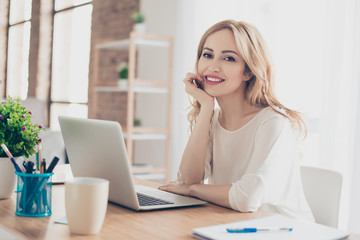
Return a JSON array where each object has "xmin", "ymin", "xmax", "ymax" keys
[{"xmin": 15, "ymin": 172, "xmax": 54, "ymax": 217}]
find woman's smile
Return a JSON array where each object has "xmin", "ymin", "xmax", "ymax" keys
[{"xmin": 205, "ymin": 75, "xmax": 225, "ymax": 85}]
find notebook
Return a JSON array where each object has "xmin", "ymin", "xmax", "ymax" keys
[
  {"xmin": 192, "ymin": 214, "xmax": 349, "ymax": 240},
  {"xmin": 58, "ymin": 116, "xmax": 206, "ymax": 211},
  {"xmin": 0, "ymin": 224, "xmax": 23, "ymax": 240}
]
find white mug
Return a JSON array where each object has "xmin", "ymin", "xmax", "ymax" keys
[{"xmin": 65, "ymin": 177, "xmax": 109, "ymax": 235}]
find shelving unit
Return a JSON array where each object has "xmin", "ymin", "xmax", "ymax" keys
[{"xmin": 92, "ymin": 32, "xmax": 173, "ymax": 182}]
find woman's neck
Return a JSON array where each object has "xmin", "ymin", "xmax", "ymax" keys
[{"xmin": 216, "ymin": 91, "xmax": 262, "ymax": 131}]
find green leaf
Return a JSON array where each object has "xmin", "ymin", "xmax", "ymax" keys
[{"xmin": 0, "ymin": 96, "xmax": 46, "ymax": 158}]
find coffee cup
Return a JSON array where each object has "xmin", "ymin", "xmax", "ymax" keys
[{"xmin": 65, "ymin": 177, "xmax": 109, "ymax": 235}]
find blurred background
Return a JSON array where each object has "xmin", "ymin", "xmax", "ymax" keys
[{"xmin": 0, "ymin": 0, "xmax": 359, "ymax": 233}]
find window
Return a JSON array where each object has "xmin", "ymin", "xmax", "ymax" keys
[
  {"xmin": 6, "ymin": 0, "xmax": 32, "ymax": 99},
  {"xmin": 50, "ymin": 0, "xmax": 92, "ymax": 129},
  {"xmin": 3, "ymin": 0, "xmax": 92, "ymax": 130}
]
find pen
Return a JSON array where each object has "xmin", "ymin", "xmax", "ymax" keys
[
  {"xmin": 226, "ymin": 227, "xmax": 293, "ymax": 233},
  {"xmin": 25, "ymin": 172, "xmax": 53, "ymax": 207},
  {"xmin": 38, "ymin": 144, "xmax": 42, "ymax": 170},
  {"xmin": 41, "ymin": 158, "xmax": 46, "ymax": 173},
  {"xmin": 1, "ymin": 143, "xmax": 23, "ymax": 173},
  {"xmin": 15, "ymin": 157, "xmax": 27, "ymax": 173},
  {"xmin": 46, "ymin": 156, "xmax": 59, "ymax": 173},
  {"xmin": 27, "ymin": 156, "xmax": 59, "ymax": 207},
  {"xmin": 26, "ymin": 161, "xmax": 35, "ymax": 174},
  {"xmin": 35, "ymin": 145, "xmax": 39, "ymax": 170},
  {"xmin": 22, "ymin": 160, "xmax": 28, "ymax": 170},
  {"xmin": 24, "ymin": 163, "xmax": 35, "ymax": 212}
]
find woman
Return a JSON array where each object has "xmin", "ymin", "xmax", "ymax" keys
[{"xmin": 159, "ymin": 20, "xmax": 314, "ymax": 222}]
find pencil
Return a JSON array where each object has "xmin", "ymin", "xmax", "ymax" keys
[{"xmin": 41, "ymin": 158, "xmax": 46, "ymax": 174}]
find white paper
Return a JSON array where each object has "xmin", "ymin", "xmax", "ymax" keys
[
  {"xmin": 0, "ymin": 224, "xmax": 23, "ymax": 240},
  {"xmin": 192, "ymin": 214, "xmax": 349, "ymax": 240},
  {"xmin": 54, "ymin": 216, "xmax": 68, "ymax": 225}
]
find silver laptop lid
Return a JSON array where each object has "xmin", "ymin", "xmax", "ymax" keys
[{"xmin": 58, "ymin": 116, "xmax": 140, "ymax": 210}]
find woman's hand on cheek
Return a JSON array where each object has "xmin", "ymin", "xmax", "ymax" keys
[
  {"xmin": 184, "ymin": 72, "xmax": 214, "ymax": 106},
  {"xmin": 158, "ymin": 181, "xmax": 192, "ymax": 196}
]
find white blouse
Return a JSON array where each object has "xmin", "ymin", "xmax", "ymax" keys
[{"xmin": 202, "ymin": 107, "xmax": 314, "ymax": 222}]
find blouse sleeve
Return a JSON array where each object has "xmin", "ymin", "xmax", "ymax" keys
[{"xmin": 229, "ymin": 115, "xmax": 297, "ymax": 212}]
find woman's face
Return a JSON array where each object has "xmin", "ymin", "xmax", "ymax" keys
[{"xmin": 197, "ymin": 29, "xmax": 249, "ymax": 98}]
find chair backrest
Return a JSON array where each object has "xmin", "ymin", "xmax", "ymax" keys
[{"xmin": 300, "ymin": 166, "xmax": 342, "ymax": 228}]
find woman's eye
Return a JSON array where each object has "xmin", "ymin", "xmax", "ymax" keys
[
  {"xmin": 202, "ymin": 53, "xmax": 212, "ymax": 58},
  {"xmin": 224, "ymin": 56, "xmax": 236, "ymax": 62}
]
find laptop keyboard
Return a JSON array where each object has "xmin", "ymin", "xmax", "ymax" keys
[{"xmin": 137, "ymin": 193, "xmax": 174, "ymax": 206}]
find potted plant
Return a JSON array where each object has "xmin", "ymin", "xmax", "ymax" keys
[
  {"xmin": 131, "ymin": 12, "xmax": 146, "ymax": 33},
  {"xmin": 117, "ymin": 61, "xmax": 129, "ymax": 90},
  {"xmin": 0, "ymin": 96, "xmax": 45, "ymax": 199},
  {"xmin": 134, "ymin": 118, "xmax": 142, "ymax": 127}
]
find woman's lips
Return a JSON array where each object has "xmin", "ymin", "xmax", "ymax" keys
[{"xmin": 205, "ymin": 76, "xmax": 225, "ymax": 85}]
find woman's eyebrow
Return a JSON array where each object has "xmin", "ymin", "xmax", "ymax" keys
[
  {"xmin": 222, "ymin": 50, "xmax": 239, "ymax": 56},
  {"xmin": 203, "ymin": 47, "xmax": 239, "ymax": 56}
]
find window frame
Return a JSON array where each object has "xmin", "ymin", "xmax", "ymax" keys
[
  {"xmin": 48, "ymin": 0, "xmax": 92, "ymax": 127},
  {"xmin": 4, "ymin": 0, "xmax": 32, "ymax": 99}
]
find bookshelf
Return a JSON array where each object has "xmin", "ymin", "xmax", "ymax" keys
[{"xmin": 92, "ymin": 32, "xmax": 173, "ymax": 182}]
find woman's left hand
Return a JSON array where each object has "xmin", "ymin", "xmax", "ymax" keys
[{"xmin": 158, "ymin": 181, "xmax": 192, "ymax": 196}]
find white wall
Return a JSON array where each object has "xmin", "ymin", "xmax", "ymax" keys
[
  {"xmin": 139, "ymin": 0, "xmax": 329, "ymax": 179},
  {"xmin": 139, "ymin": 0, "xmax": 329, "ymax": 180},
  {"xmin": 139, "ymin": 0, "xmax": 360, "ymax": 232}
]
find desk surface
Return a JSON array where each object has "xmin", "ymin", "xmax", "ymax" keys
[{"xmin": 0, "ymin": 178, "xmax": 358, "ymax": 240}]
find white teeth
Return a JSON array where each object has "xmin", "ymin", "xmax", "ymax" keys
[{"xmin": 207, "ymin": 77, "xmax": 223, "ymax": 82}]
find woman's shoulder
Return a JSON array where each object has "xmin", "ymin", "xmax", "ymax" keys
[
  {"xmin": 253, "ymin": 107, "xmax": 291, "ymax": 133},
  {"xmin": 255, "ymin": 106, "xmax": 286, "ymax": 123},
  {"xmin": 211, "ymin": 107, "xmax": 287, "ymax": 133}
]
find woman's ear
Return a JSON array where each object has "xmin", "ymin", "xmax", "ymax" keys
[
  {"xmin": 243, "ymin": 71, "xmax": 253, "ymax": 81},
  {"xmin": 243, "ymin": 64, "xmax": 253, "ymax": 81}
]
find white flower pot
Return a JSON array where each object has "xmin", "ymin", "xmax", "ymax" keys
[
  {"xmin": 133, "ymin": 23, "xmax": 145, "ymax": 33},
  {"xmin": 118, "ymin": 79, "xmax": 128, "ymax": 91},
  {"xmin": 0, "ymin": 157, "xmax": 21, "ymax": 199}
]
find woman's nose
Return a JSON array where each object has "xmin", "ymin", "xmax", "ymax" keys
[{"xmin": 208, "ymin": 59, "xmax": 221, "ymax": 72}]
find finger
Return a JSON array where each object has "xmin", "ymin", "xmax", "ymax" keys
[
  {"xmin": 159, "ymin": 186, "xmax": 172, "ymax": 192},
  {"xmin": 159, "ymin": 184, "xmax": 174, "ymax": 189},
  {"xmin": 184, "ymin": 72, "xmax": 202, "ymax": 85},
  {"xmin": 185, "ymin": 76, "xmax": 205, "ymax": 93},
  {"xmin": 158, "ymin": 180, "xmax": 177, "ymax": 189}
]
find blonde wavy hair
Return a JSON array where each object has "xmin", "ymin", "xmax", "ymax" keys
[{"xmin": 187, "ymin": 20, "xmax": 306, "ymax": 138}]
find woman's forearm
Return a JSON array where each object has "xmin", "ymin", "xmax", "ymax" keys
[
  {"xmin": 159, "ymin": 182, "xmax": 232, "ymax": 209},
  {"xmin": 189, "ymin": 184, "xmax": 232, "ymax": 208},
  {"xmin": 180, "ymin": 105, "xmax": 214, "ymax": 185},
  {"xmin": 190, "ymin": 184, "xmax": 232, "ymax": 208}
]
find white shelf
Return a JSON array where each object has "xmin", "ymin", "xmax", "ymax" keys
[
  {"xmin": 96, "ymin": 38, "xmax": 170, "ymax": 50},
  {"xmin": 94, "ymin": 85, "xmax": 168, "ymax": 94},
  {"xmin": 92, "ymin": 33, "xmax": 173, "ymax": 182},
  {"xmin": 96, "ymin": 39, "xmax": 129, "ymax": 49},
  {"xmin": 123, "ymin": 132, "xmax": 167, "ymax": 140}
]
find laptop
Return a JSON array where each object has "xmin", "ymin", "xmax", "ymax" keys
[{"xmin": 58, "ymin": 116, "xmax": 206, "ymax": 211}]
